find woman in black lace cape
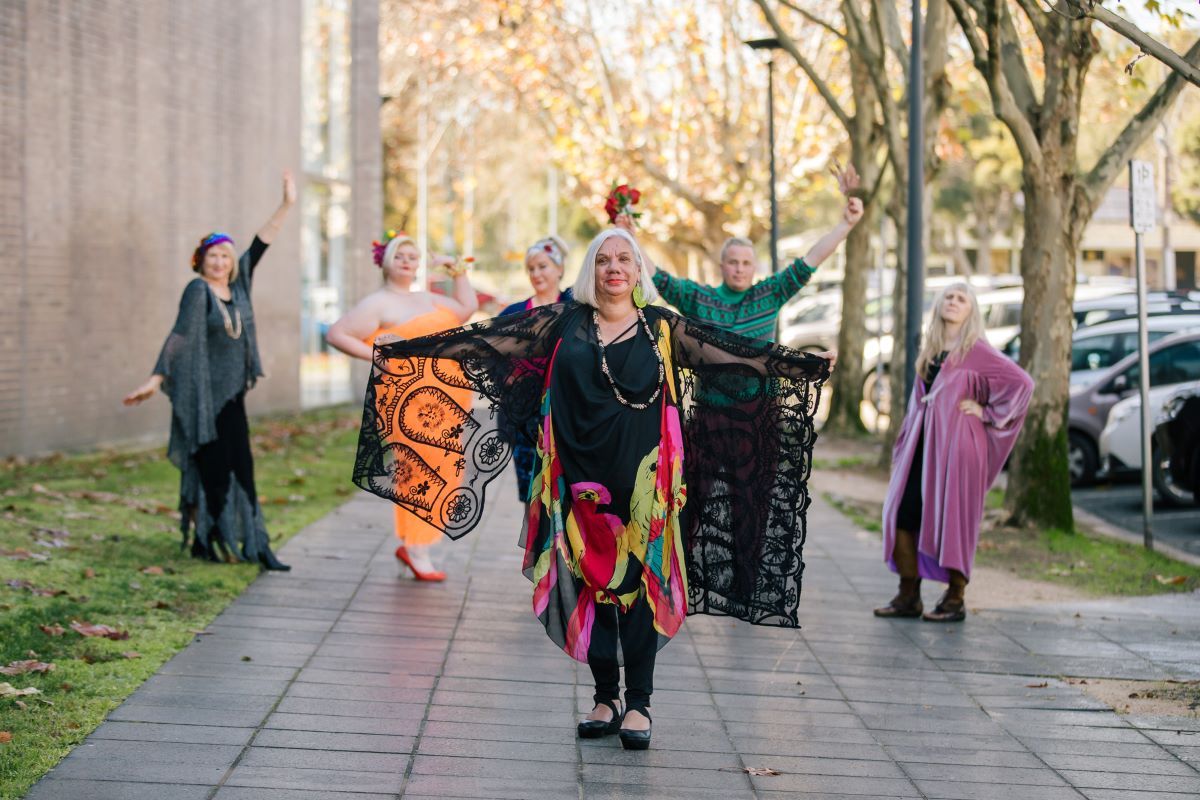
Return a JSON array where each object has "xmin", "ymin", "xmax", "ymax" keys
[
  {"xmin": 125, "ymin": 171, "xmax": 296, "ymax": 571},
  {"xmin": 353, "ymin": 228, "xmax": 829, "ymax": 748}
]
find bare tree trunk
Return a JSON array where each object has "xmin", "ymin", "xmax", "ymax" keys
[
  {"xmin": 825, "ymin": 206, "xmax": 873, "ymax": 433},
  {"xmin": 1004, "ymin": 171, "xmax": 1078, "ymax": 530}
]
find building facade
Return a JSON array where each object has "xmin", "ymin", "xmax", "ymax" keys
[{"xmin": 1, "ymin": 0, "xmax": 382, "ymax": 457}]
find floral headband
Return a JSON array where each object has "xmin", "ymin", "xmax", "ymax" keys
[
  {"xmin": 192, "ymin": 232, "xmax": 234, "ymax": 268},
  {"xmin": 372, "ymin": 229, "xmax": 412, "ymax": 267},
  {"xmin": 526, "ymin": 237, "xmax": 565, "ymax": 268}
]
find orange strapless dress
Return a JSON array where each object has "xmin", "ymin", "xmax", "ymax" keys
[{"xmin": 366, "ymin": 306, "xmax": 466, "ymax": 547}]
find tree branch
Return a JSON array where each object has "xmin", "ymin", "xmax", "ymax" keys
[
  {"xmin": 1055, "ymin": 1, "xmax": 1200, "ymax": 88},
  {"xmin": 973, "ymin": 0, "xmax": 1043, "ymax": 171},
  {"xmin": 779, "ymin": 0, "xmax": 847, "ymax": 42},
  {"xmin": 751, "ymin": 0, "xmax": 853, "ymax": 130},
  {"xmin": 1012, "ymin": 0, "xmax": 1049, "ymax": 45},
  {"xmin": 1083, "ymin": 36, "xmax": 1200, "ymax": 216}
]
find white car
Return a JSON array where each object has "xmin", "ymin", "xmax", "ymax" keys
[
  {"xmin": 1004, "ymin": 314, "xmax": 1200, "ymax": 391},
  {"xmin": 1101, "ymin": 379, "xmax": 1200, "ymax": 474}
]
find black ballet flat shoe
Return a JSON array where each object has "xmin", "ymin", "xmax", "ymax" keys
[
  {"xmin": 619, "ymin": 707, "xmax": 652, "ymax": 750},
  {"xmin": 577, "ymin": 699, "xmax": 622, "ymax": 739},
  {"xmin": 258, "ymin": 550, "xmax": 292, "ymax": 572}
]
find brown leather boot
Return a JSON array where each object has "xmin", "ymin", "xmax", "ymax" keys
[
  {"xmin": 922, "ymin": 572, "xmax": 967, "ymax": 622},
  {"xmin": 874, "ymin": 577, "xmax": 923, "ymax": 618}
]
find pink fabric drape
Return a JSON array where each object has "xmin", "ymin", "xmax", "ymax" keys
[{"xmin": 882, "ymin": 340, "xmax": 1034, "ymax": 582}]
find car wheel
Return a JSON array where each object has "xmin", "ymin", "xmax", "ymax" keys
[
  {"xmin": 1068, "ymin": 431, "xmax": 1098, "ymax": 487},
  {"xmin": 1153, "ymin": 444, "xmax": 1196, "ymax": 508}
]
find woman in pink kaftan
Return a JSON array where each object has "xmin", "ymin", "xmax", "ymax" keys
[{"xmin": 876, "ymin": 283, "xmax": 1033, "ymax": 622}]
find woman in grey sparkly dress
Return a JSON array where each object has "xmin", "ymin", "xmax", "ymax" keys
[{"xmin": 124, "ymin": 171, "xmax": 296, "ymax": 570}]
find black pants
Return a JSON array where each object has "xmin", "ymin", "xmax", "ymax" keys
[{"xmin": 587, "ymin": 595, "xmax": 658, "ymax": 713}]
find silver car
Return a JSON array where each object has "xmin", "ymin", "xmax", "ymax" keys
[{"xmin": 1067, "ymin": 330, "xmax": 1200, "ymax": 486}]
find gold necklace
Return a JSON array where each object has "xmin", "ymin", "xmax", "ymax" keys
[{"xmin": 209, "ymin": 286, "xmax": 243, "ymax": 339}]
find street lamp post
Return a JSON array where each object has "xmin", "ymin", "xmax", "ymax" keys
[
  {"xmin": 903, "ymin": 1, "xmax": 925, "ymax": 402},
  {"xmin": 746, "ymin": 37, "xmax": 783, "ymax": 337}
]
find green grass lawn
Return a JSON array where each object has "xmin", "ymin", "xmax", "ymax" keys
[
  {"xmin": 822, "ymin": 491, "xmax": 1200, "ymax": 596},
  {"xmin": 0, "ymin": 406, "xmax": 360, "ymax": 800}
]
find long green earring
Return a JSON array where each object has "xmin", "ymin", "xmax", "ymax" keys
[{"xmin": 632, "ymin": 284, "xmax": 647, "ymax": 308}]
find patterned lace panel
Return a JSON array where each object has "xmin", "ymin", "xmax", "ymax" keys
[{"xmin": 352, "ymin": 303, "xmax": 830, "ymax": 627}]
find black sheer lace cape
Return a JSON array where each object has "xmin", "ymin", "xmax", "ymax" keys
[{"xmin": 352, "ymin": 303, "xmax": 829, "ymax": 628}]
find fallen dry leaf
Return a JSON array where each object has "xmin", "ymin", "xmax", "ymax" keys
[
  {"xmin": 69, "ymin": 621, "xmax": 130, "ymax": 641},
  {"xmin": 0, "ymin": 661, "xmax": 55, "ymax": 676},
  {"xmin": 0, "ymin": 731, "xmax": 11, "ymax": 744},
  {"xmin": 121, "ymin": 652, "xmax": 141, "ymax": 660},
  {"xmin": 140, "ymin": 566, "xmax": 165, "ymax": 576},
  {"xmin": 1155, "ymin": 575, "xmax": 1188, "ymax": 586},
  {"xmin": 13, "ymin": 700, "xmax": 27, "ymax": 710},
  {"xmin": 744, "ymin": 766, "xmax": 782, "ymax": 776},
  {"xmin": 0, "ymin": 683, "xmax": 42, "ymax": 698},
  {"xmin": 82, "ymin": 568, "xmax": 96, "ymax": 579},
  {"xmin": 1026, "ymin": 682, "xmax": 1049, "ymax": 688},
  {"xmin": 39, "ymin": 624, "xmax": 65, "ymax": 637}
]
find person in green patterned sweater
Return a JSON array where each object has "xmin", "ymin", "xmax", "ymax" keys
[{"xmin": 617, "ymin": 164, "xmax": 864, "ymax": 343}]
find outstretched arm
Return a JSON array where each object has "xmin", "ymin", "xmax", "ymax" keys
[
  {"xmin": 255, "ymin": 170, "xmax": 298, "ymax": 245},
  {"xmin": 430, "ymin": 255, "xmax": 480, "ymax": 322},
  {"xmin": 802, "ymin": 196, "xmax": 863, "ymax": 267}
]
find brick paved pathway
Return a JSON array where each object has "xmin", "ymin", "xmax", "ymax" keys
[{"xmin": 26, "ymin": 470, "xmax": 1200, "ymax": 799}]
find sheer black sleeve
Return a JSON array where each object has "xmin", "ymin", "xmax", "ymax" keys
[{"xmin": 659, "ymin": 309, "xmax": 831, "ymax": 628}]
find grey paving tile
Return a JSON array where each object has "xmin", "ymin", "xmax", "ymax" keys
[
  {"xmin": 263, "ymin": 711, "xmax": 422, "ymax": 736},
  {"xmin": 1057, "ymin": 771, "xmax": 1200, "ymax": 793},
  {"xmin": 250, "ymin": 728, "xmax": 415, "ymax": 754},
  {"xmin": 582, "ymin": 762, "xmax": 753, "ymax": 791},
  {"xmin": 24, "ymin": 780, "xmax": 213, "ymax": 800},
  {"xmin": 88, "ymin": 721, "xmax": 256, "ymax": 746},
  {"xmin": 224, "ymin": 765, "xmax": 403, "ymax": 794},
  {"xmin": 917, "ymin": 780, "xmax": 1085, "ymax": 800},
  {"xmin": 104, "ymin": 704, "xmax": 269, "ymax": 728},
  {"xmin": 403, "ymin": 774, "xmax": 579, "ymax": 798},
  {"xmin": 417, "ymin": 735, "xmax": 577, "ymax": 762},
  {"xmin": 214, "ymin": 790, "xmax": 395, "ymax": 800},
  {"xmin": 899, "ymin": 762, "xmax": 1068, "ymax": 786},
  {"xmin": 746, "ymin": 772, "xmax": 922, "ymax": 796},
  {"xmin": 238, "ymin": 746, "xmax": 410, "ymax": 773},
  {"xmin": 1080, "ymin": 791, "xmax": 1200, "ymax": 800},
  {"xmin": 411, "ymin": 754, "xmax": 577, "ymax": 781},
  {"xmin": 45, "ymin": 757, "xmax": 230, "ymax": 785}
]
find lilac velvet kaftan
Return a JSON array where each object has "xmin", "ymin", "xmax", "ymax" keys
[{"xmin": 882, "ymin": 340, "xmax": 1033, "ymax": 582}]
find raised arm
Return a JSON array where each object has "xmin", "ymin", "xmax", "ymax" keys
[
  {"xmin": 255, "ymin": 170, "xmax": 297, "ymax": 245},
  {"xmin": 326, "ymin": 294, "xmax": 383, "ymax": 361},
  {"xmin": 429, "ymin": 255, "xmax": 480, "ymax": 322}
]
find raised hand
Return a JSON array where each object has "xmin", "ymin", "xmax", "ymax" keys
[
  {"xmin": 843, "ymin": 197, "xmax": 864, "ymax": 227},
  {"xmin": 282, "ymin": 169, "xmax": 297, "ymax": 207},
  {"xmin": 614, "ymin": 213, "xmax": 637, "ymax": 235},
  {"xmin": 831, "ymin": 161, "xmax": 861, "ymax": 197}
]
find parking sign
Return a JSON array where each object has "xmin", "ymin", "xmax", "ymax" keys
[{"xmin": 1129, "ymin": 160, "xmax": 1155, "ymax": 234}]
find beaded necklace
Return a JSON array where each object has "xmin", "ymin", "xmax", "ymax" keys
[
  {"xmin": 592, "ymin": 308, "xmax": 665, "ymax": 410},
  {"xmin": 208, "ymin": 285, "xmax": 243, "ymax": 339}
]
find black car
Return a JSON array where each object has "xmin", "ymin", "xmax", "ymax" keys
[{"xmin": 1152, "ymin": 385, "xmax": 1200, "ymax": 507}]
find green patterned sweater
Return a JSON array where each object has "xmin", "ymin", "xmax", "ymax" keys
[{"xmin": 651, "ymin": 258, "xmax": 815, "ymax": 341}]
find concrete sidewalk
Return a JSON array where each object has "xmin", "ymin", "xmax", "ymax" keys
[{"xmin": 26, "ymin": 470, "xmax": 1200, "ymax": 800}]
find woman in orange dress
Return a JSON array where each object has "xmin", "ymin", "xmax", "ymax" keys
[{"xmin": 326, "ymin": 232, "xmax": 478, "ymax": 580}]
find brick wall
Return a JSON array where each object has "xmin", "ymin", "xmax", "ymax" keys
[{"xmin": 0, "ymin": 1, "xmax": 381, "ymax": 457}]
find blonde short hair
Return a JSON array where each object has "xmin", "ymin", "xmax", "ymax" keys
[
  {"xmin": 572, "ymin": 229, "xmax": 660, "ymax": 308},
  {"xmin": 196, "ymin": 241, "xmax": 239, "ymax": 284},
  {"xmin": 719, "ymin": 236, "xmax": 755, "ymax": 263},
  {"xmin": 382, "ymin": 235, "xmax": 418, "ymax": 269}
]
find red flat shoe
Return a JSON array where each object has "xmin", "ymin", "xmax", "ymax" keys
[{"xmin": 394, "ymin": 545, "xmax": 447, "ymax": 582}]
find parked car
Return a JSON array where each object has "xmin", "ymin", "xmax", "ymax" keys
[
  {"xmin": 1002, "ymin": 314, "xmax": 1200, "ymax": 390},
  {"xmin": 1073, "ymin": 290, "xmax": 1200, "ymax": 329},
  {"xmin": 1100, "ymin": 378, "xmax": 1200, "ymax": 482},
  {"xmin": 1154, "ymin": 384, "xmax": 1200, "ymax": 506},
  {"xmin": 1068, "ymin": 330, "xmax": 1200, "ymax": 486}
]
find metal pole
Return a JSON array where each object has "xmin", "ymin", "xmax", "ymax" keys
[
  {"xmin": 1135, "ymin": 231, "xmax": 1155, "ymax": 549},
  {"xmin": 876, "ymin": 214, "xmax": 886, "ymax": 433},
  {"xmin": 768, "ymin": 57, "xmax": 779, "ymax": 277},
  {"xmin": 904, "ymin": 0, "xmax": 924, "ymax": 401}
]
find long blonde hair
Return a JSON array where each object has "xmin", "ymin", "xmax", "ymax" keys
[{"xmin": 915, "ymin": 282, "xmax": 985, "ymax": 380}]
